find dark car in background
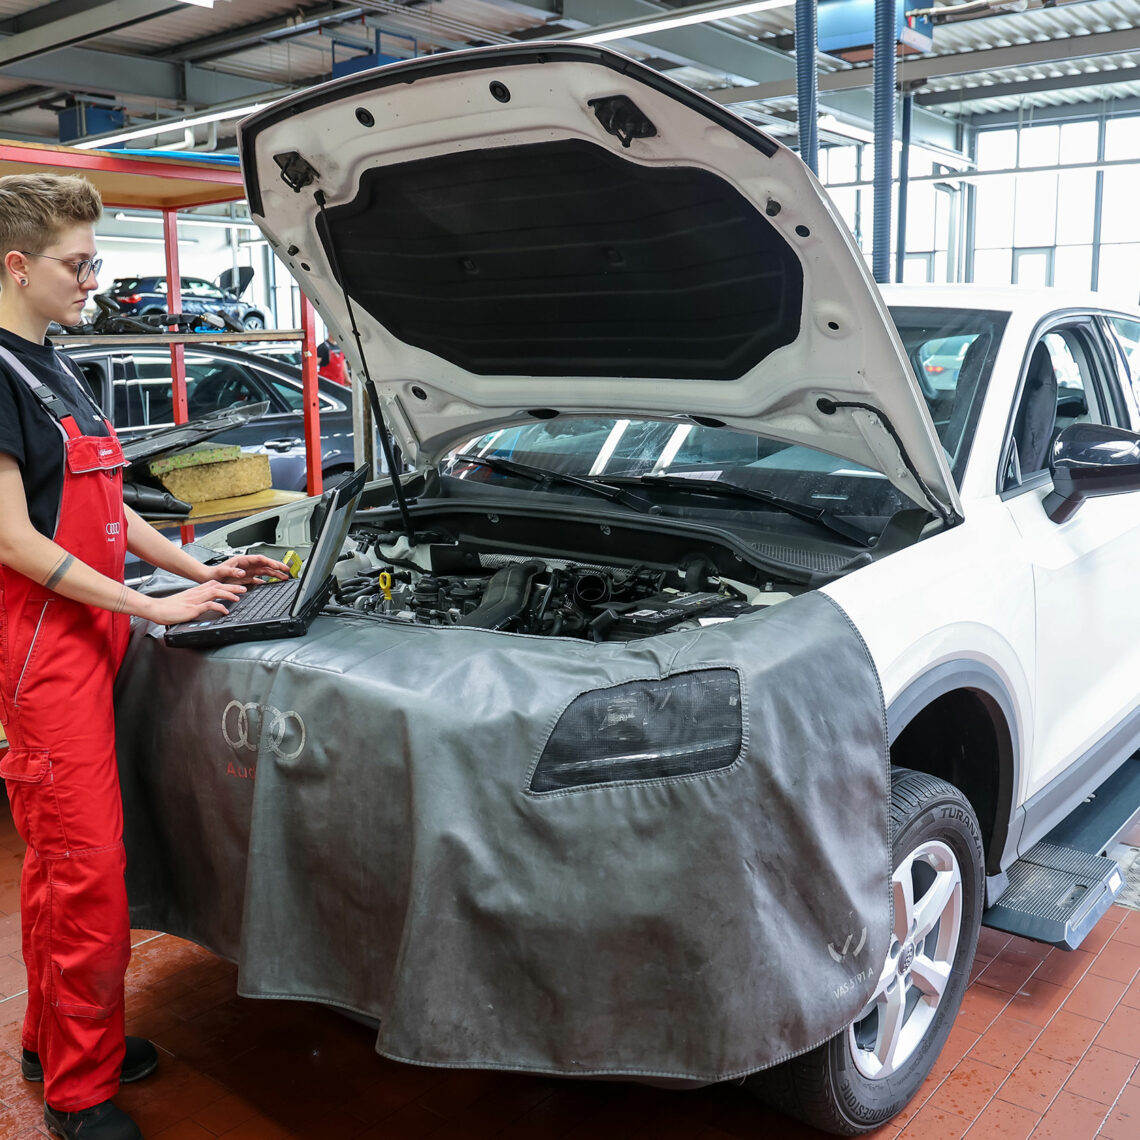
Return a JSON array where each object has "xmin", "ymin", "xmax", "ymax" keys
[
  {"xmin": 63, "ymin": 343, "xmax": 356, "ymax": 490},
  {"xmin": 99, "ymin": 267, "xmax": 268, "ymax": 330}
]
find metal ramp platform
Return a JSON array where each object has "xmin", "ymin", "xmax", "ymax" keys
[{"xmin": 982, "ymin": 757, "xmax": 1140, "ymax": 949}]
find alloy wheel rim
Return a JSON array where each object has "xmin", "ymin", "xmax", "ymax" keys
[{"xmin": 848, "ymin": 838, "xmax": 963, "ymax": 1080}]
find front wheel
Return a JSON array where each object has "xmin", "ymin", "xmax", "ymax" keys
[
  {"xmin": 243, "ymin": 314, "xmax": 265, "ymax": 330},
  {"xmin": 748, "ymin": 768, "xmax": 985, "ymax": 1135}
]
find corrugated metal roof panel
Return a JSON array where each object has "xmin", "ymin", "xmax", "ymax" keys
[{"xmin": 88, "ymin": 0, "xmax": 308, "ymax": 55}]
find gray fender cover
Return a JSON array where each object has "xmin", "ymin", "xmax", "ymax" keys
[{"xmin": 114, "ymin": 589, "xmax": 890, "ymax": 1083}]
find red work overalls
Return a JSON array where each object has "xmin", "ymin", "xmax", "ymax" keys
[
  {"xmin": 0, "ymin": 347, "xmax": 131, "ymax": 1111},
  {"xmin": 318, "ymin": 345, "xmax": 348, "ymax": 386}
]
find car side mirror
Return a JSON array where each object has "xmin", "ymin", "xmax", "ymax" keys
[{"xmin": 1044, "ymin": 422, "xmax": 1140, "ymax": 523}]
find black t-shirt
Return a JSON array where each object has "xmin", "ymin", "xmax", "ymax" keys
[
  {"xmin": 0, "ymin": 327, "xmax": 110, "ymax": 538},
  {"xmin": 317, "ymin": 340, "xmax": 331, "ymax": 367}
]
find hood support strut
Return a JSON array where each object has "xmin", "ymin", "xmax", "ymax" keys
[
  {"xmin": 816, "ymin": 397, "xmax": 960, "ymax": 527},
  {"xmin": 314, "ymin": 190, "xmax": 416, "ymax": 544}
]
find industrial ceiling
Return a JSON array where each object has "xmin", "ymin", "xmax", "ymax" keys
[{"xmin": 0, "ymin": 1, "xmax": 1137, "ymax": 154}]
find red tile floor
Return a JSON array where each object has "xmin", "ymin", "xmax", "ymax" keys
[{"xmin": 0, "ymin": 800, "xmax": 1136, "ymax": 1140}]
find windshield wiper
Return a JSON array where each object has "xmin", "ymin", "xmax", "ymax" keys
[
  {"xmin": 606, "ymin": 474, "xmax": 873, "ymax": 546},
  {"xmin": 450, "ymin": 454, "xmax": 654, "ymax": 513}
]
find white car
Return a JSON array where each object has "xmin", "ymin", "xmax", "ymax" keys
[{"xmin": 117, "ymin": 44, "xmax": 1140, "ymax": 1136}]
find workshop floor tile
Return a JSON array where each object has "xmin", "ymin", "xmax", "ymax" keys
[{"xmin": 0, "ymin": 805, "xmax": 1136, "ymax": 1137}]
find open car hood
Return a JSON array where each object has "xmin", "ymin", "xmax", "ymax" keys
[{"xmin": 239, "ymin": 44, "xmax": 961, "ymax": 523}]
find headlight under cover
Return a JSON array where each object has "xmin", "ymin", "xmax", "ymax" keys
[{"xmin": 529, "ymin": 668, "xmax": 743, "ymax": 794}]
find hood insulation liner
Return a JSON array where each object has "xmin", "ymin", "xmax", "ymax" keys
[
  {"xmin": 318, "ymin": 139, "xmax": 803, "ymax": 379},
  {"xmin": 116, "ymin": 590, "xmax": 890, "ymax": 1083}
]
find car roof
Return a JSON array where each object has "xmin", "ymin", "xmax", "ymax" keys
[
  {"xmin": 61, "ymin": 341, "xmax": 347, "ymax": 397},
  {"xmin": 880, "ymin": 283, "xmax": 1140, "ymax": 319}
]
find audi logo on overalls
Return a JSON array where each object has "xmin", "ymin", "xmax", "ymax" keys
[
  {"xmin": 222, "ymin": 700, "xmax": 306, "ymax": 760},
  {"xmin": 105, "ymin": 521, "xmax": 120, "ymax": 537}
]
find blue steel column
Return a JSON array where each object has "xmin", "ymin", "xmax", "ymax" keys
[
  {"xmin": 873, "ymin": 0, "xmax": 897, "ymax": 283},
  {"xmin": 795, "ymin": 0, "xmax": 819, "ymax": 174},
  {"xmin": 895, "ymin": 91, "xmax": 913, "ymax": 283}
]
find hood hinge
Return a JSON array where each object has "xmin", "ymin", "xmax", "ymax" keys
[{"xmin": 274, "ymin": 151, "xmax": 319, "ymax": 193}]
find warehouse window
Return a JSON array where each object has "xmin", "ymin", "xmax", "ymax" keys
[{"xmin": 970, "ymin": 113, "xmax": 1140, "ymax": 299}]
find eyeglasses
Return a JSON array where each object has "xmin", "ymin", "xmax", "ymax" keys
[{"xmin": 19, "ymin": 252, "xmax": 103, "ymax": 284}]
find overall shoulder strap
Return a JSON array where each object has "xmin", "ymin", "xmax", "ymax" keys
[
  {"xmin": 56, "ymin": 351, "xmax": 113, "ymax": 429},
  {"xmin": 0, "ymin": 343, "xmax": 82, "ymax": 439}
]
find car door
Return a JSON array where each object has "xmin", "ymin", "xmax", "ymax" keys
[
  {"xmin": 999, "ymin": 314, "xmax": 1140, "ymax": 803},
  {"xmin": 248, "ymin": 361, "xmax": 352, "ymax": 459},
  {"xmin": 125, "ymin": 352, "xmax": 285, "ymax": 442}
]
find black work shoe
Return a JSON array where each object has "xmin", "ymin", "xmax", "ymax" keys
[
  {"xmin": 23, "ymin": 1036, "xmax": 159, "ymax": 1084},
  {"xmin": 43, "ymin": 1100, "xmax": 142, "ymax": 1140}
]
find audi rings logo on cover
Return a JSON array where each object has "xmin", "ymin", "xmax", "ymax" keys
[{"xmin": 222, "ymin": 700, "xmax": 306, "ymax": 761}]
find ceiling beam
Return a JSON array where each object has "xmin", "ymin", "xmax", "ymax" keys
[
  {"xmin": 558, "ymin": 0, "xmax": 795, "ymax": 84},
  {"xmin": 0, "ymin": 0, "xmax": 186, "ymax": 67},
  {"xmin": 708, "ymin": 26, "xmax": 1140, "ymax": 104},
  {"xmin": 0, "ymin": 46, "xmax": 281, "ymax": 106},
  {"xmin": 0, "ymin": 0, "xmax": 100, "ymax": 35},
  {"xmin": 163, "ymin": 3, "xmax": 365, "ymax": 64},
  {"xmin": 917, "ymin": 66, "xmax": 1140, "ymax": 107},
  {"xmin": 969, "ymin": 94, "xmax": 1140, "ymax": 126}
]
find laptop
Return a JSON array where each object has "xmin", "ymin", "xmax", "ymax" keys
[{"xmin": 164, "ymin": 465, "xmax": 368, "ymax": 649}]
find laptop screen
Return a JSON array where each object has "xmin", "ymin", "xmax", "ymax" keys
[{"xmin": 291, "ymin": 465, "xmax": 369, "ymax": 614}]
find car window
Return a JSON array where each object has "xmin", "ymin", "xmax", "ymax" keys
[
  {"xmin": 888, "ymin": 307, "xmax": 1009, "ymax": 477},
  {"xmin": 185, "ymin": 279, "xmax": 225, "ymax": 299},
  {"xmin": 450, "ymin": 306, "xmax": 1009, "ymax": 526},
  {"xmin": 155, "ymin": 280, "xmax": 167, "ymax": 294},
  {"xmin": 451, "ymin": 418, "xmax": 912, "ymax": 527},
  {"xmin": 255, "ymin": 367, "xmax": 341, "ymax": 413},
  {"xmin": 117, "ymin": 356, "xmax": 270, "ymax": 426},
  {"xmin": 71, "ymin": 360, "xmax": 104, "ymax": 407},
  {"xmin": 1004, "ymin": 323, "xmax": 1121, "ymax": 489},
  {"xmin": 1106, "ymin": 316, "xmax": 1140, "ymax": 412},
  {"xmin": 920, "ymin": 335, "xmax": 971, "ymax": 391},
  {"xmin": 111, "ymin": 358, "xmax": 147, "ymax": 428}
]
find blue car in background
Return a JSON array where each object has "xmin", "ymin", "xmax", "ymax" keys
[
  {"xmin": 63, "ymin": 342, "xmax": 356, "ymax": 491},
  {"xmin": 99, "ymin": 267, "xmax": 268, "ymax": 330}
]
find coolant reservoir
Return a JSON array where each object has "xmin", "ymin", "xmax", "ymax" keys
[{"xmin": 334, "ymin": 550, "xmax": 373, "ymax": 581}]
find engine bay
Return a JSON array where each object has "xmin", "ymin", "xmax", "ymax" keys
[
  {"xmin": 309, "ymin": 520, "xmax": 801, "ymax": 642},
  {"xmin": 213, "ymin": 484, "xmax": 857, "ymax": 644}
]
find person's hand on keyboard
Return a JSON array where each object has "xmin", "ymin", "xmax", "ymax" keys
[
  {"xmin": 207, "ymin": 553, "xmax": 291, "ymax": 587},
  {"xmin": 144, "ymin": 580, "xmax": 246, "ymax": 626}
]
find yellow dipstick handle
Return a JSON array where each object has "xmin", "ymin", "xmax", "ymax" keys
[
  {"xmin": 379, "ymin": 571, "xmax": 393, "ymax": 601},
  {"xmin": 282, "ymin": 550, "xmax": 302, "ymax": 578}
]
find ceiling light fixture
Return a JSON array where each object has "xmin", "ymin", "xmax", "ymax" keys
[
  {"xmin": 575, "ymin": 0, "xmax": 795, "ymax": 45},
  {"xmin": 73, "ymin": 99, "xmax": 272, "ymax": 150},
  {"xmin": 816, "ymin": 115, "xmax": 877, "ymax": 145},
  {"xmin": 174, "ymin": 1, "xmax": 215, "ymax": 8},
  {"xmin": 98, "ymin": 235, "xmax": 198, "ymax": 245},
  {"xmin": 114, "ymin": 211, "xmax": 257, "ymax": 230}
]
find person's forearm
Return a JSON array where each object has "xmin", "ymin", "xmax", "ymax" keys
[
  {"xmin": 0, "ymin": 526, "xmax": 158, "ymax": 619},
  {"xmin": 124, "ymin": 505, "xmax": 212, "ymax": 582}
]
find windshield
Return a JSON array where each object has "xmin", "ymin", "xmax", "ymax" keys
[{"xmin": 444, "ymin": 305, "xmax": 1008, "ymax": 529}]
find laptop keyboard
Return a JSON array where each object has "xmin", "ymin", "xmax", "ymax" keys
[{"xmin": 196, "ymin": 578, "xmax": 301, "ymax": 627}]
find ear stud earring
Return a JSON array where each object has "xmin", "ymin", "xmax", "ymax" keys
[{"xmin": 18, "ymin": 278, "xmax": 27, "ymax": 286}]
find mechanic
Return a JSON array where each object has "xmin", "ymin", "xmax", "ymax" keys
[
  {"xmin": 317, "ymin": 330, "xmax": 349, "ymax": 385},
  {"xmin": 0, "ymin": 174, "xmax": 289, "ymax": 1140}
]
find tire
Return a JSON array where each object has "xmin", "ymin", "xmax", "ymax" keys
[
  {"xmin": 747, "ymin": 767, "xmax": 985, "ymax": 1135},
  {"xmin": 243, "ymin": 314, "xmax": 265, "ymax": 330}
]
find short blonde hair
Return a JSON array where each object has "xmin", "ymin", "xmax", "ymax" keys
[{"xmin": 0, "ymin": 173, "xmax": 102, "ymax": 258}]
